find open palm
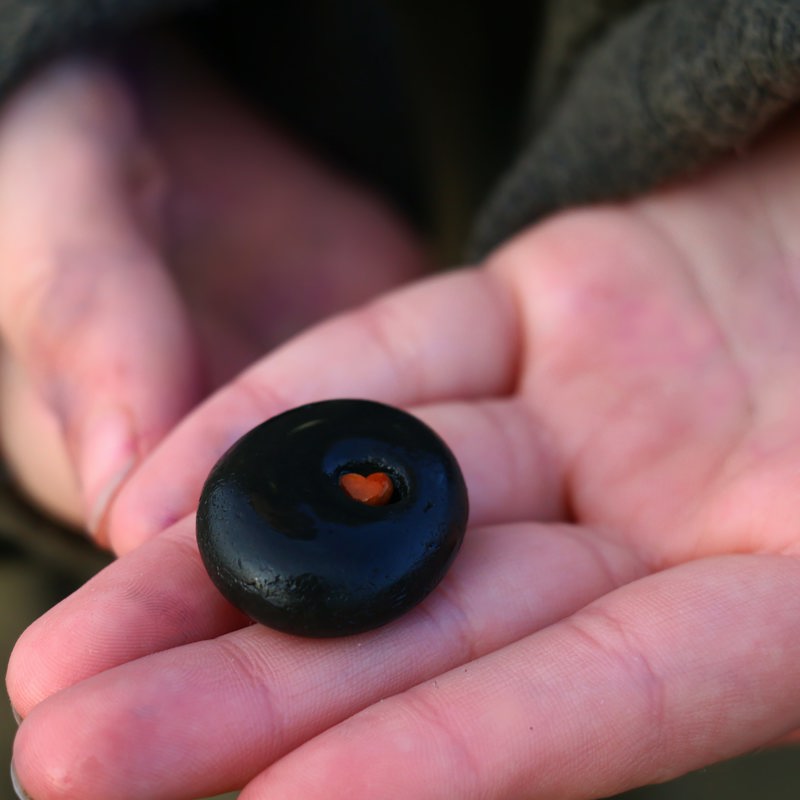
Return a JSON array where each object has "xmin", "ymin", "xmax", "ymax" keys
[{"xmin": 8, "ymin": 112, "xmax": 800, "ymax": 800}]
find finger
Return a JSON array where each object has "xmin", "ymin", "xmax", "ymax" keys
[
  {"xmin": 0, "ymin": 350, "xmax": 82, "ymax": 526},
  {"xmin": 0, "ymin": 59, "xmax": 200, "ymax": 534},
  {"xmin": 9, "ymin": 522, "xmax": 644, "ymax": 799},
  {"xmin": 413, "ymin": 399, "xmax": 566, "ymax": 525},
  {"xmin": 6, "ymin": 516, "xmax": 244, "ymax": 716},
  {"xmin": 106, "ymin": 266, "xmax": 523, "ymax": 551},
  {"xmin": 245, "ymin": 554, "xmax": 800, "ymax": 800}
]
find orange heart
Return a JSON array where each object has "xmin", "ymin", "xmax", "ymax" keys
[{"xmin": 339, "ymin": 471, "xmax": 394, "ymax": 506}]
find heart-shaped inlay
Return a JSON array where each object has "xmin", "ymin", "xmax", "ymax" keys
[{"xmin": 339, "ymin": 471, "xmax": 394, "ymax": 506}]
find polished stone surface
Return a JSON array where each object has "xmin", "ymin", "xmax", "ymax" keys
[{"xmin": 197, "ymin": 400, "xmax": 469, "ymax": 637}]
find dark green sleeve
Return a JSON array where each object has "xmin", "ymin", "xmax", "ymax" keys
[
  {"xmin": 0, "ymin": 0, "xmax": 205, "ymax": 97},
  {"xmin": 470, "ymin": 0, "xmax": 800, "ymax": 257}
]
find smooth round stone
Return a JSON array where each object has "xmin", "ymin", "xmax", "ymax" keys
[{"xmin": 196, "ymin": 399, "xmax": 469, "ymax": 637}]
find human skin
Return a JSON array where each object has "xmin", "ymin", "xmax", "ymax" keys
[
  {"xmin": 0, "ymin": 48, "xmax": 428, "ymax": 531},
  {"xmin": 6, "ymin": 98, "xmax": 800, "ymax": 798}
]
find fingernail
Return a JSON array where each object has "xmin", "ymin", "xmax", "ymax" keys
[
  {"xmin": 10, "ymin": 760, "xmax": 33, "ymax": 799},
  {"xmin": 77, "ymin": 407, "xmax": 137, "ymax": 535},
  {"xmin": 10, "ymin": 705, "xmax": 22, "ymax": 726},
  {"xmin": 86, "ymin": 455, "xmax": 135, "ymax": 537}
]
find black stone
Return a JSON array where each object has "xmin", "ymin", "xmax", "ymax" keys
[{"xmin": 196, "ymin": 399, "xmax": 469, "ymax": 637}]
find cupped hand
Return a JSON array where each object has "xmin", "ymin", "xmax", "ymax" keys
[
  {"xmin": 0, "ymin": 46, "xmax": 426, "ymax": 533},
  {"xmin": 9, "ymin": 110, "xmax": 800, "ymax": 799}
]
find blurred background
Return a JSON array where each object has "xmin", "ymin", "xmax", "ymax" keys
[{"xmin": 1, "ymin": 465, "xmax": 798, "ymax": 800}]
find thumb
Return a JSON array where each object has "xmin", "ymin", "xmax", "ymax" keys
[{"xmin": 0, "ymin": 59, "xmax": 202, "ymax": 541}]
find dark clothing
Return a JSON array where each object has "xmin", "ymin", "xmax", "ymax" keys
[{"xmin": 0, "ymin": 0, "xmax": 798, "ymax": 259}]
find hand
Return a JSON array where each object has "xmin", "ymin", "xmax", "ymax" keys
[
  {"xmin": 9, "ymin": 110, "xmax": 800, "ymax": 800},
  {"xmin": 0, "ymin": 46, "xmax": 427, "ymax": 535}
]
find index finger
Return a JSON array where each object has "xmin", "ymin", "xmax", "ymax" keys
[{"xmin": 106, "ymin": 267, "xmax": 522, "ymax": 553}]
